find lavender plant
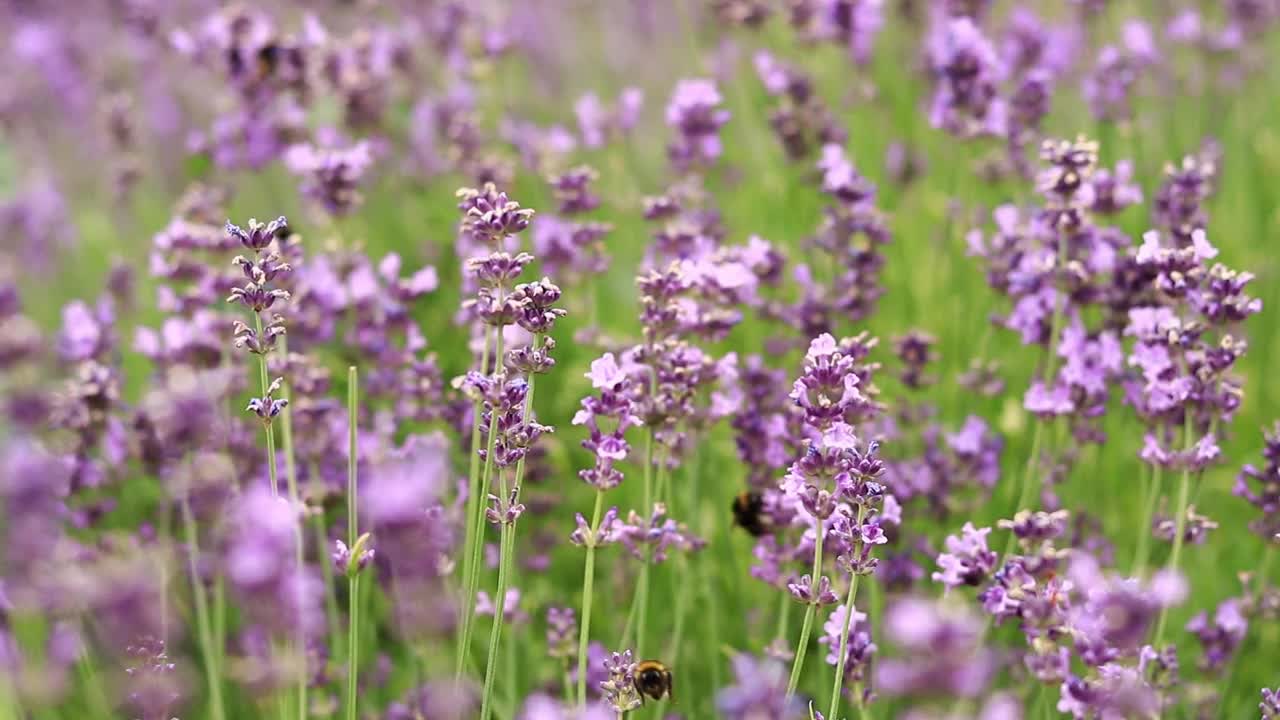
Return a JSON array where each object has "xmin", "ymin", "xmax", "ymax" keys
[{"xmin": 4, "ymin": 2, "xmax": 1280, "ymax": 718}]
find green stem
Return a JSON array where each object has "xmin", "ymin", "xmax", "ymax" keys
[
  {"xmin": 576, "ymin": 490, "xmax": 606, "ymax": 707},
  {"xmin": 315, "ymin": 513, "xmax": 342, "ymax": 663},
  {"xmin": 1002, "ymin": 229, "xmax": 1071, "ymax": 529},
  {"xmin": 1002, "ymin": 419, "xmax": 1045, "ymax": 558},
  {"xmin": 774, "ymin": 587, "xmax": 791, "ymax": 642},
  {"xmin": 457, "ymin": 329, "xmax": 493, "ymax": 679},
  {"xmin": 345, "ymin": 366, "xmax": 360, "ymax": 720},
  {"xmin": 1152, "ymin": 414, "xmax": 1195, "ymax": 648},
  {"xmin": 278, "ymin": 338, "xmax": 305, "ymax": 720},
  {"xmin": 786, "ymin": 520, "xmax": 825, "ymax": 699},
  {"xmin": 1132, "ymin": 459, "xmax": 1163, "ymax": 577},
  {"xmin": 622, "ymin": 427, "xmax": 656, "ymax": 654},
  {"xmin": 254, "ymin": 312, "xmax": 280, "ymax": 497},
  {"xmin": 480, "ymin": 469, "xmax": 513, "ymax": 720},
  {"xmin": 346, "ymin": 575, "xmax": 360, "ymax": 720},
  {"xmin": 180, "ymin": 498, "xmax": 227, "ymax": 720},
  {"xmin": 828, "ymin": 507, "xmax": 868, "ymax": 720},
  {"xmin": 461, "ymin": 320, "xmax": 507, "ymax": 674},
  {"xmin": 347, "ymin": 367, "xmax": 359, "ymax": 543}
]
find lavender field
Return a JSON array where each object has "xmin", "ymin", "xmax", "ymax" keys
[{"xmin": 3, "ymin": 1, "xmax": 1280, "ymax": 718}]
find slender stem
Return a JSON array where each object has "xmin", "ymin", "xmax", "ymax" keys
[
  {"xmin": 278, "ymin": 339, "xmax": 306, "ymax": 720},
  {"xmin": 481, "ymin": 336, "xmax": 542, "ymax": 716},
  {"xmin": 1152, "ymin": 413, "xmax": 1195, "ymax": 648},
  {"xmin": 622, "ymin": 427, "xmax": 656, "ymax": 654},
  {"xmin": 213, "ymin": 575, "xmax": 227, "ymax": 680},
  {"xmin": 774, "ymin": 587, "xmax": 791, "ymax": 642},
  {"xmin": 345, "ymin": 366, "xmax": 360, "ymax": 720},
  {"xmin": 1132, "ymin": 460, "xmax": 1163, "ymax": 576},
  {"xmin": 461, "ymin": 320, "xmax": 506, "ymax": 673},
  {"xmin": 314, "ymin": 514, "xmax": 342, "ymax": 662},
  {"xmin": 562, "ymin": 658, "xmax": 574, "ymax": 704},
  {"xmin": 347, "ymin": 367, "xmax": 359, "ymax": 543},
  {"xmin": 457, "ymin": 329, "xmax": 493, "ymax": 679},
  {"xmin": 577, "ymin": 490, "xmax": 606, "ymax": 707},
  {"xmin": 75, "ymin": 632, "xmax": 112, "ymax": 719},
  {"xmin": 828, "ymin": 507, "xmax": 868, "ymax": 720},
  {"xmin": 254, "ymin": 312, "xmax": 279, "ymax": 497},
  {"xmin": 346, "ymin": 574, "xmax": 360, "ymax": 720},
  {"xmin": 480, "ymin": 469, "xmax": 513, "ymax": 720},
  {"xmin": 1002, "ymin": 230, "xmax": 1070, "ymax": 530},
  {"xmin": 180, "ymin": 498, "xmax": 227, "ymax": 720},
  {"xmin": 1002, "ymin": 419, "xmax": 1045, "ymax": 558},
  {"xmin": 786, "ymin": 520, "xmax": 825, "ymax": 699}
]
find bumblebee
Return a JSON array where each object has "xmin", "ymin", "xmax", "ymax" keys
[
  {"xmin": 633, "ymin": 660, "xmax": 673, "ymax": 702},
  {"xmin": 731, "ymin": 491, "xmax": 769, "ymax": 537}
]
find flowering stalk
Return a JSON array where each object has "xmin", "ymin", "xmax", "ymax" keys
[
  {"xmin": 481, "ymin": 329, "xmax": 548, "ymax": 718},
  {"xmin": 255, "ymin": 313, "xmax": 281, "ymax": 497},
  {"xmin": 461, "ymin": 321, "xmax": 504, "ymax": 673},
  {"xmin": 456, "ymin": 183, "xmax": 535, "ymax": 678},
  {"xmin": 180, "ymin": 497, "xmax": 226, "ymax": 720},
  {"xmin": 346, "ymin": 366, "xmax": 360, "ymax": 720},
  {"xmin": 828, "ymin": 506, "xmax": 866, "ymax": 720},
  {"xmin": 576, "ymin": 489, "xmax": 605, "ymax": 707},
  {"xmin": 786, "ymin": 528, "xmax": 824, "ymax": 699}
]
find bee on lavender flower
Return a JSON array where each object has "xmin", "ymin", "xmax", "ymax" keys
[
  {"xmin": 731, "ymin": 490, "xmax": 770, "ymax": 537},
  {"xmin": 634, "ymin": 659, "xmax": 673, "ymax": 702}
]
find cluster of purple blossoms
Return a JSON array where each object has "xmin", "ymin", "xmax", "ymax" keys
[
  {"xmin": 875, "ymin": 596, "xmax": 995, "ymax": 700},
  {"xmin": 1083, "ymin": 21, "xmax": 1158, "ymax": 123},
  {"xmin": 927, "ymin": 17, "xmax": 1008, "ymax": 138},
  {"xmin": 819, "ymin": 602, "xmax": 877, "ymax": 695},
  {"xmin": 880, "ymin": 329, "xmax": 1004, "ymax": 524},
  {"xmin": 226, "ymin": 216, "xmax": 293, "ymax": 427},
  {"xmin": 283, "ymin": 133, "xmax": 375, "ymax": 216},
  {"xmin": 532, "ymin": 166, "xmax": 613, "ymax": 293},
  {"xmin": 573, "ymin": 353, "xmax": 644, "ymax": 492},
  {"xmin": 574, "ymin": 87, "xmax": 643, "ymax": 150},
  {"xmin": 791, "ymin": 144, "xmax": 892, "ymax": 336},
  {"xmin": 599, "ymin": 649, "xmax": 643, "ymax": 714},
  {"xmin": 766, "ymin": 335, "xmax": 889, "ymax": 610},
  {"xmin": 753, "ymin": 52, "xmax": 846, "ymax": 161},
  {"xmin": 614, "ymin": 503, "xmax": 705, "ymax": 563},
  {"xmin": 665, "ymin": 78, "xmax": 730, "ymax": 172},
  {"xmin": 1186, "ymin": 598, "xmax": 1247, "ymax": 673},
  {"xmin": 715, "ymin": 654, "xmax": 805, "ymax": 719},
  {"xmin": 1235, "ymin": 422, "xmax": 1280, "ymax": 542},
  {"xmin": 1124, "ymin": 225, "xmax": 1260, "ymax": 474}
]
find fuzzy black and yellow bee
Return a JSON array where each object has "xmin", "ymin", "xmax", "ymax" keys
[
  {"xmin": 633, "ymin": 660, "xmax": 673, "ymax": 702},
  {"xmin": 731, "ymin": 490, "xmax": 769, "ymax": 537}
]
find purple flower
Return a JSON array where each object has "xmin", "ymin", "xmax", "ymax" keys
[
  {"xmin": 1186, "ymin": 598, "xmax": 1246, "ymax": 672},
  {"xmin": 600, "ymin": 649, "xmax": 642, "ymax": 713},
  {"xmin": 876, "ymin": 596, "xmax": 994, "ymax": 698},
  {"xmin": 928, "ymin": 18, "xmax": 1008, "ymax": 138},
  {"xmin": 665, "ymin": 78, "xmax": 730, "ymax": 171},
  {"xmin": 284, "ymin": 137, "xmax": 374, "ymax": 216},
  {"xmin": 546, "ymin": 607, "xmax": 577, "ymax": 660},
  {"xmin": 1263, "ymin": 687, "xmax": 1280, "ymax": 719},
  {"xmin": 715, "ymin": 654, "xmax": 804, "ymax": 719},
  {"xmin": 615, "ymin": 503, "xmax": 704, "ymax": 563},
  {"xmin": 933, "ymin": 522, "xmax": 998, "ymax": 589},
  {"xmin": 819, "ymin": 603, "xmax": 876, "ymax": 684},
  {"xmin": 1235, "ymin": 422, "xmax": 1280, "ymax": 540}
]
